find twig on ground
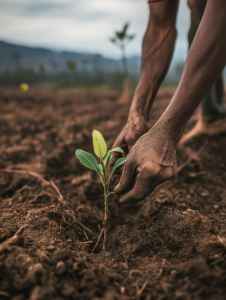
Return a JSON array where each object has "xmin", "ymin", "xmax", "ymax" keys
[
  {"xmin": 0, "ymin": 168, "xmax": 65, "ymax": 205},
  {"xmin": 0, "ymin": 226, "xmax": 26, "ymax": 253},
  {"xmin": 83, "ymin": 230, "xmax": 89, "ymax": 240},
  {"xmin": 50, "ymin": 180, "xmax": 64, "ymax": 202},
  {"xmin": 177, "ymin": 141, "xmax": 208, "ymax": 173},
  {"xmin": 136, "ymin": 281, "xmax": 148, "ymax": 300},
  {"xmin": 158, "ymin": 259, "xmax": 166, "ymax": 277},
  {"xmin": 0, "ymin": 169, "xmax": 49, "ymax": 185},
  {"xmin": 91, "ymin": 227, "xmax": 104, "ymax": 253},
  {"xmin": 75, "ymin": 241, "xmax": 93, "ymax": 244},
  {"xmin": 64, "ymin": 220, "xmax": 77, "ymax": 230},
  {"xmin": 47, "ymin": 210, "xmax": 99, "ymax": 238},
  {"xmin": 77, "ymin": 220, "xmax": 99, "ymax": 238},
  {"xmin": 64, "ymin": 210, "xmax": 99, "ymax": 238},
  {"xmin": 0, "ymin": 291, "xmax": 10, "ymax": 298}
]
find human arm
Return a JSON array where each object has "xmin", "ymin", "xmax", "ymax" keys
[
  {"xmin": 111, "ymin": 0, "xmax": 179, "ymax": 157},
  {"xmin": 115, "ymin": 0, "xmax": 226, "ymax": 204}
]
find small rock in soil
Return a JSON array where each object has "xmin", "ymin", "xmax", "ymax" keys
[
  {"xmin": 30, "ymin": 286, "xmax": 56, "ymax": 300},
  {"xmin": 121, "ymin": 263, "xmax": 128, "ymax": 270},
  {"xmin": 56, "ymin": 261, "xmax": 66, "ymax": 275},
  {"xmin": 61, "ymin": 283, "xmax": 75, "ymax": 297},
  {"xmin": 46, "ymin": 245, "xmax": 55, "ymax": 251},
  {"xmin": 171, "ymin": 270, "xmax": 177, "ymax": 278},
  {"xmin": 27, "ymin": 263, "xmax": 44, "ymax": 284},
  {"xmin": 73, "ymin": 260, "xmax": 86, "ymax": 272},
  {"xmin": 54, "ymin": 250, "xmax": 71, "ymax": 261}
]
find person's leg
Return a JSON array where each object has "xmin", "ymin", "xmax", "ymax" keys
[
  {"xmin": 180, "ymin": 0, "xmax": 226, "ymax": 144},
  {"xmin": 188, "ymin": 0, "xmax": 226, "ymax": 122}
]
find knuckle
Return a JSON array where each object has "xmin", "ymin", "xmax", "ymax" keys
[
  {"xmin": 125, "ymin": 135, "xmax": 135, "ymax": 146},
  {"xmin": 163, "ymin": 168, "xmax": 174, "ymax": 181},
  {"xmin": 142, "ymin": 164, "xmax": 161, "ymax": 177}
]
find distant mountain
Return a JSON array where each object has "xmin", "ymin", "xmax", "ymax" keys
[
  {"xmin": 0, "ymin": 40, "xmax": 141, "ymax": 75},
  {"xmin": 1, "ymin": 40, "xmax": 224, "ymax": 84}
]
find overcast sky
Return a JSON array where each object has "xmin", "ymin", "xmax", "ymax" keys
[{"xmin": 0, "ymin": 0, "xmax": 190, "ymax": 60}]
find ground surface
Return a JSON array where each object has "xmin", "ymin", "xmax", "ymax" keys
[{"xmin": 1, "ymin": 87, "xmax": 226, "ymax": 300}]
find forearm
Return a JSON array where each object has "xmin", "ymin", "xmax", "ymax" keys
[
  {"xmin": 154, "ymin": 0, "xmax": 226, "ymax": 143},
  {"xmin": 129, "ymin": 1, "xmax": 178, "ymax": 120}
]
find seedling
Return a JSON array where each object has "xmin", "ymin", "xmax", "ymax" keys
[
  {"xmin": 20, "ymin": 83, "xmax": 29, "ymax": 94},
  {"xmin": 76, "ymin": 130, "xmax": 127, "ymax": 250}
]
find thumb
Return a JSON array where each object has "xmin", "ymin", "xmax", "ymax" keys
[{"xmin": 114, "ymin": 160, "xmax": 135, "ymax": 194}]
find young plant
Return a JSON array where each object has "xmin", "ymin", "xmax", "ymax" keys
[
  {"xmin": 20, "ymin": 83, "xmax": 29, "ymax": 94},
  {"xmin": 75, "ymin": 130, "xmax": 127, "ymax": 250}
]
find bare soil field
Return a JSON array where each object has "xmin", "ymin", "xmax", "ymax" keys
[{"xmin": 0, "ymin": 87, "xmax": 226, "ymax": 300}]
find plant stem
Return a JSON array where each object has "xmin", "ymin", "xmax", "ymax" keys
[
  {"xmin": 103, "ymin": 183, "xmax": 108, "ymax": 250},
  {"xmin": 100, "ymin": 158, "xmax": 108, "ymax": 251}
]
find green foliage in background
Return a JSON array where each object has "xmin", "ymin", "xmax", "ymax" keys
[{"xmin": 20, "ymin": 83, "xmax": 29, "ymax": 94}]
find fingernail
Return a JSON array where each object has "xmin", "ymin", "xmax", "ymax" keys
[{"xmin": 114, "ymin": 183, "xmax": 120, "ymax": 191}]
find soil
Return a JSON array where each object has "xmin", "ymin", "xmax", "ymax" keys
[{"xmin": 1, "ymin": 86, "xmax": 226, "ymax": 300}]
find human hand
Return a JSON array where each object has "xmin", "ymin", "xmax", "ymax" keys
[
  {"xmin": 114, "ymin": 127, "xmax": 177, "ymax": 204},
  {"xmin": 108, "ymin": 113, "xmax": 151, "ymax": 176}
]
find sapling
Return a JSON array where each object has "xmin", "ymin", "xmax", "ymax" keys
[
  {"xmin": 20, "ymin": 83, "xmax": 29, "ymax": 94},
  {"xmin": 76, "ymin": 130, "xmax": 127, "ymax": 250}
]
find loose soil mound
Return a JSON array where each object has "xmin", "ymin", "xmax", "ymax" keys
[{"xmin": 0, "ymin": 87, "xmax": 226, "ymax": 300}]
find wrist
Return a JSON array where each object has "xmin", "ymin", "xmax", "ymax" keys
[
  {"xmin": 129, "ymin": 90, "xmax": 153, "ymax": 121},
  {"xmin": 151, "ymin": 117, "xmax": 186, "ymax": 145},
  {"xmin": 128, "ymin": 108, "xmax": 149, "ymax": 121}
]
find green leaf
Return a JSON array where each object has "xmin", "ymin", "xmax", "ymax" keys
[
  {"xmin": 76, "ymin": 149, "xmax": 100, "ymax": 173},
  {"xmin": 104, "ymin": 152, "xmax": 112, "ymax": 170},
  {"xmin": 111, "ymin": 147, "xmax": 124, "ymax": 153},
  {"xmin": 76, "ymin": 149, "xmax": 104, "ymax": 184},
  {"xmin": 122, "ymin": 22, "xmax": 129, "ymax": 36},
  {"xmin": 127, "ymin": 34, "xmax": 135, "ymax": 41},
  {"xmin": 110, "ymin": 37, "xmax": 116, "ymax": 44},
  {"xmin": 103, "ymin": 147, "xmax": 123, "ymax": 170},
  {"xmin": 98, "ymin": 164, "xmax": 104, "ymax": 175},
  {"xmin": 107, "ymin": 192, "xmax": 115, "ymax": 198},
  {"xmin": 108, "ymin": 158, "xmax": 128, "ymax": 184},
  {"xmin": 92, "ymin": 130, "xmax": 107, "ymax": 158}
]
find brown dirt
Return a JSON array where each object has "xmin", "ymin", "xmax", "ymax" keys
[{"xmin": 1, "ymin": 87, "xmax": 226, "ymax": 300}]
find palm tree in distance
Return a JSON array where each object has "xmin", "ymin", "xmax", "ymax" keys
[{"xmin": 110, "ymin": 22, "xmax": 135, "ymax": 101}]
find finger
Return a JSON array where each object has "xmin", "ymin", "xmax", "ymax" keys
[
  {"xmin": 112, "ymin": 133, "xmax": 128, "ymax": 154},
  {"xmin": 114, "ymin": 160, "xmax": 135, "ymax": 194},
  {"xmin": 126, "ymin": 138, "xmax": 135, "ymax": 153},
  {"xmin": 109, "ymin": 150, "xmax": 122, "ymax": 167},
  {"xmin": 125, "ymin": 134, "xmax": 138, "ymax": 153},
  {"xmin": 118, "ymin": 167, "xmax": 157, "ymax": 204}
]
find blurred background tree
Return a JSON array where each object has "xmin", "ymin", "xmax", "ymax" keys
[
  {"xmin": 110, "ymin": 22, "xmax": 135, "ymax": 99},
  {"xmin": 65, "ymin": 59, "xmax": 76, "ymax": 86},
  {"xmin": 11, "ymin": 52, "xmax": 21, "ymax": 71}
]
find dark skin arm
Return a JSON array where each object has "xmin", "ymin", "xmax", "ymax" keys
[
  {"xmin": 111, "ymin": 0, "xmax": 179, "ymax": 157},
  {"xmin": 115, "ymin": 0, "xmax": 226, "ymax": 204}
]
